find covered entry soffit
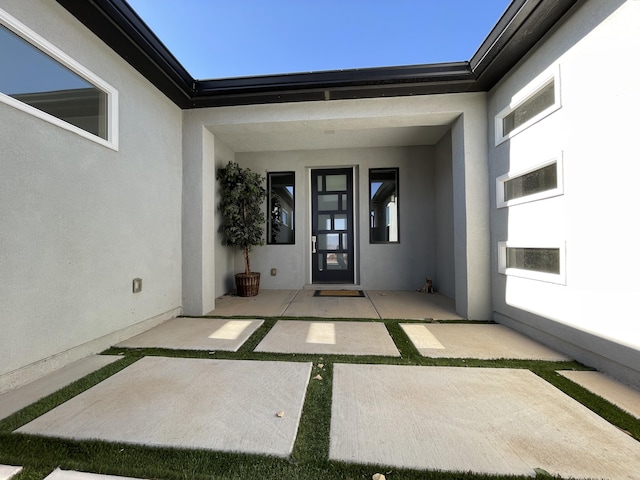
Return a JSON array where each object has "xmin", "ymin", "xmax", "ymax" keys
[
  {"xmin": 55, "ymin": 0, "xmax": 580, "ymax": 109},
  {"xmin": 206, "ymin": 117, "xmax": 458, "ymax": 153}
]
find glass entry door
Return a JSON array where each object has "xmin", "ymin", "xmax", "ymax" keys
[{"xmin": 311, "ymin": 168, "xmax": 354, "ymax": 284}]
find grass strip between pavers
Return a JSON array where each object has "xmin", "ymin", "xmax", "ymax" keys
[{"xmin": 1, "ymin": 317, "xmax": 638, "ymax": 480}]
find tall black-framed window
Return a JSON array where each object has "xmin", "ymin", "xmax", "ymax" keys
[
  {"xmin": 369, "ymin": 168, "xmax": 399, "ymax": 243},
  {"xmin": 267, "ymin": 172, "xmax": 295, "ymax": 245}
]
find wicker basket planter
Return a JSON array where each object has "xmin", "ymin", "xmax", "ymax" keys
[{"xmin": 235, "ymin": 272, "xmax": 261, "ymax": 297}]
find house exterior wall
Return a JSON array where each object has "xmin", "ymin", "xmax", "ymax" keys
[
  {"xmin": 434, "ymin": 132, "xmax": 455, "ymax": 299},
  {"xmin": 488, "ymin": 0, "xmax": 640, "ymax": 386},
  {"xmin": 0, "ymin": 0, "xmax": 183, "ymax": 391},
  {"xmin": 182, "ymin": 93, "xmax": 490, "ymax": 319},
  {"xmin": 237, "ymin": 146, "xmax": 436, "ymax": 291}
]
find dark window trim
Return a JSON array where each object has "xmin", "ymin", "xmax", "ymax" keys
[
  {"xmin": 267, "ymin": 171, "xmax": 295, "ymax": 245},
  {"xmin": 369, "ymin": 168, "xmax": 400, "ymax": 244}
]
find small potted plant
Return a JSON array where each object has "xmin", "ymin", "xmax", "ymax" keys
[{"xmin": 217, "ymin": 161, "xmax": 266, "ymax": 296}]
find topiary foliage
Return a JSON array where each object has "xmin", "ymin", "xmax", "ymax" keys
[{"xmin": 217, "ymin": 161, "xmax": 266, "ymax": 275}]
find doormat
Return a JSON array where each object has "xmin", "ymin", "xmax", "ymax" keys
[{"xmin": 314, "ymin": 290, "xmax": 365, "ymax": 298}]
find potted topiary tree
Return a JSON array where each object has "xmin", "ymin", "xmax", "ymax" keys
[{"xmin": 217, "ymin": 161, "xmax": 266, "ymax": 297}]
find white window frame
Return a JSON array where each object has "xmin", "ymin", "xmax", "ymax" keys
[
  {"xmin": 495, "ymin": 65, "xmax": 561, "ymax": 146},
  {"xmin": 496, "ymin": 152, "xmax": 564, "ymax": 208},
  {"xmin": 498, "ymin": 241, "xmax": 566, "ymax": 285},
  {"xmin": 0, "ymin": 8, "xmax": 119, "ymax": 150}
]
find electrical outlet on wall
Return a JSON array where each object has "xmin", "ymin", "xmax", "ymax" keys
[{"xmin": 271, "ymin": 268, "xmax": 277, "ymax": 276}]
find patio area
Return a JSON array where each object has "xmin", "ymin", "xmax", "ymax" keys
[
  {"xmin": 205, "ymin": 289, "xmax": 465, "ymax": 320},
  {"xmin": 2, "ymin": 290, "xmax": 640, "ymax": 480}
]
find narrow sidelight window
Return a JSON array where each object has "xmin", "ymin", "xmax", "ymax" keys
[
  {"xmin": 267, "ymin": 172, "xmax": 295, "ymax": 244},
  {"xmin": 0, "ymin": 10, "xmax": 118, "ymax": 148},
  {"xmin": 369, "ymin": 168, "xmax": 399, "ymax": 243}
]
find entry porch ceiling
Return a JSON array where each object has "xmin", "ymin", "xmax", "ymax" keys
[{"xmin": 207, "ymin": 114, "xmax": 459, "ymax": 153}]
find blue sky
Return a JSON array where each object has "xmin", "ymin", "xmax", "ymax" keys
[{"xmin": 127, "ymin": 0, "xmax": 512, "ymax": 80}]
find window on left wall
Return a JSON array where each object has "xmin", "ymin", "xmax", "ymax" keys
[
  {"xmin": 267, "ymin": 172, "xmax": 295, "ymax": 245},
  {"xmin": 0, "ymin": 9, "xmax": 118, "ymax": 149}
]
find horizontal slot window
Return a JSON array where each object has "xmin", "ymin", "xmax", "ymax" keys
[
  {"xmin": 496, "ymin": 155, "xmax": 563, "ymax": 208},
  {"xmin": 0, "ymin": 10, "xmax": 118, "ymax": 149},
  {"xmin": 498, "ymin": 241, "xmax": 566, "ymax": 284},
  {"xmin": 495, "ymin": 66, "xmax": 560, "ymax": 145},
  {"xmin": 507, "ymin": 247, "xmax": 559, "ymax": 274},
  {"xmin": 502, "ymin": 81, "xmax": 554, "ymax": 136}
]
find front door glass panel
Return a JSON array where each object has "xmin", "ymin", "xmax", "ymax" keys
[{"xmin": 311, "ymin": 168, "xmax": 354, "ymax": 283}]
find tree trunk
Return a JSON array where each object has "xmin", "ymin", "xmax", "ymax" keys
[{"xmin": 243, "ymin": 245, "xmax": 251, "ymax": 275}]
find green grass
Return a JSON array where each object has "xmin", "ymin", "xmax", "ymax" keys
[{"xmin": 1, "ymin": 317, "xmax": 638, "ymax": 480}]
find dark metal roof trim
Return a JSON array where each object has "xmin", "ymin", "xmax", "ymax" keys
[
  {"xmin": 56, "ymin": 0, "xmax": 194, "ymax": 108},
  {"xmin": 55, "ymin": 0, "xmax": 581, "ymax": 108},
  {"xmin": 471, "ymin": 0, "xmax": 581, "ymax": 90},
  {"xmin": 192, "ymin": 62, "xmax": 477, "ymax": 107}
]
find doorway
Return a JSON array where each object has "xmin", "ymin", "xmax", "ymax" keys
[{"xmin": 311, "ymin": 168, "xmax": 355, "ymax": 284}]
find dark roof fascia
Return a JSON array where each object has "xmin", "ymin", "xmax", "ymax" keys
[
  {"xmin": 191, "ymin": 63, "xmax": 478, "ymax": 107},
  {"xmin": 56, "ymin": 0, "xmax": 581, "ymax": 109},
  {"xmin": 471, "ymin": 0, "xmax": 581, "ymax": 90},
  {"xmin": 56, "ymin": 0, "xmax": 194, "ymax": 108}
]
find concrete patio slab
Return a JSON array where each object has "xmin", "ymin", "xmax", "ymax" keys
[
  {"xmin": 0, "ymin": 355, "xmax": 123, "ymax": 420},
  {"xmin": 401, "ymin": 323, "xmax": 570, "ymax": 360},
  {"xmin": 368, "ymin": 291, "xmax": 463, "ymax": 320},
  {"xmin": 330, "ymin": 364, "xmax": 640, "ymax": 478},
  {"xmin": 17, "ymin": 357, "xmax": 312, "ymax": 457},
  {"xmin": 115, "ymin": 317, "xmax": 262, "ymax": 352},
  {"xmin": 202, "ymin": 289, "xmax": 462, "ymax": 320},
  {"xmin": 44, "ymin": 468, "xmax": 143, "ymax": 480},
  {"xmin": 255, "ymin": 320, "xmax": 400, "ymax": 356},
  {"xmin": 205, "ymin": 290, "xmax": 298, "ymax": 317},
  {"xmin": 283, "ymin": 290, "xmax": 380, "ymax": 318},
  {"xmin": 0, "ymin": 465, "xmax": 22, "ymax": 480},
  {"xmin": 559, "ymin": 370, "xmax": 640, "ymax": 419}
]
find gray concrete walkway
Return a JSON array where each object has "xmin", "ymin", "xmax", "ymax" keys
[
  {"xmin": 3, "ymin": 291, "xmax": 640, "ymax": 479},
  {"xmin": 206, "ymin": 289, "xmax": 464, "ymax": 320}
]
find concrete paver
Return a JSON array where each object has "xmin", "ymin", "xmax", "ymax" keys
[
  {"xmin": 205, "ymin": 290, "xmax": 298, "ymax": 316},
  {"xmin": 116, "ymin": 317, "xmax": 262, "ymax": 352},
  {"xmin": 0, "ymin": 355, "xmax": 123, "ymax": 420},
  {"xmin": 283, "ymin": 290, "xmax": 380, "ymax": 318},
  {"xmin": 7, "ymin": 291, "xmax": 639, "ymax": 479},
  {"xmin": 17, "ymin": 357, "xmax": 312, "ymax": 458},
  {"xmin": 44, "ymin": 468, "xmax": 143, "ymax": 480},
  {"xmin": 401, "ymin": 323, "xmax": 570, "ymax": 360},
  {"xmin": 330, "ymin": 364, "xmax": 640, "ymax": 478},
  {"xmin": 369, "ymin": 291, "xmax": 463, "ymax": 320},
  {"xmin": 0, "ymin": 465, "xmax": 22, "ymax": 480},
  {"xmin": 255, "ymin": 320, "xmax": 400, "ymax": 356},
  {"xmin": 559, "ymin": 370, "xmax": 640, "ymax": 419}
]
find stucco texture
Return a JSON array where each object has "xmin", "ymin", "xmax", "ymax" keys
[{"xmin": 0, "ymin": 0, "xmax": 182, "ymax": 383}]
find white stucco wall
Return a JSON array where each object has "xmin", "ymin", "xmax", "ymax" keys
[
  {"xmin": 237, "ymin": 146, "xmax": 436, "ymax": 291},
  {"xmin": 0, "ymin": 0, "xmax": 182, "ymax": 390},
  {"xmin": 488, "ymin": 0, "xmax": 640, "ymax": 385}
]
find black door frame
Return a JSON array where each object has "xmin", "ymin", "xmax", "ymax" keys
[{"xmin": 310, "ymin": 167, "xmax": 355, "ymax": 284}]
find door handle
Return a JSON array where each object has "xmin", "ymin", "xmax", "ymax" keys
[{"xmin": 312, "ymin": 235, "xmax": 317, "ymax": 254}]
